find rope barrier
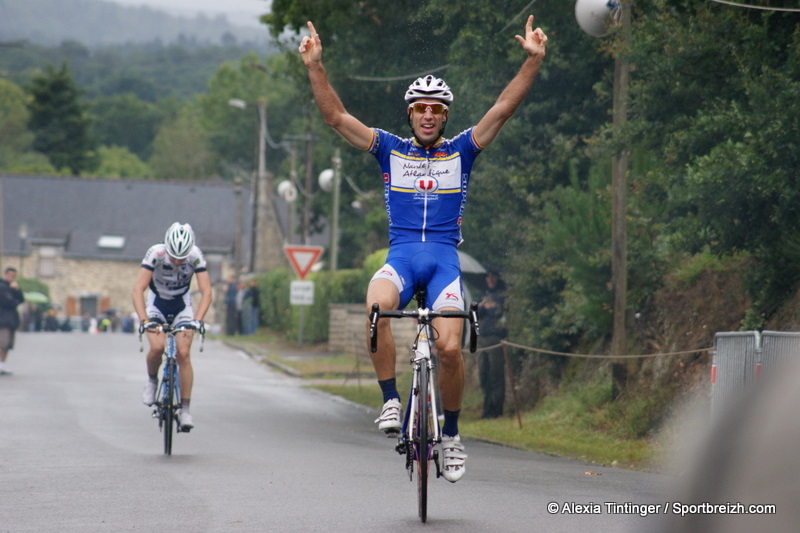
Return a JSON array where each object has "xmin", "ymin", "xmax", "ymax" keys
[{"xmin": 471, "ymin": 340, "xmax": 713, "ymax": 358}]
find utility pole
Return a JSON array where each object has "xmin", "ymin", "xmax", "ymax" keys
[
  {"xmin": 330, "ymin": 148, "xmax": 341, "ymax": 271},
  {"xmin": 610, "ymin": 2, "xmax": 632, "ymax": 401},
  {"xmin": 302, "ymin": 107, "xmax": 314, "ymax": 245},
  {"xmin": 233, "ymin": 174, "xmax": 243, "ymax": 282},
  {"xmin": 611, "ymin": 4, "xmax": 631, "ymax": 357},
  {"xmin": 254, "ymin": 99, "xmax": 287, "ymax": 271},
  {"xmin": 288, "ymin": 142, "xmax": 298, "ymax": 245}
]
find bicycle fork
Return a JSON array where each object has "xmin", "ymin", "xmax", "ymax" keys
[{"xmin": 397, "ymin": 338, "xmax": 444, "ymax": 478}]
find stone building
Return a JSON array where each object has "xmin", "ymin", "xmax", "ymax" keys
[{"xmin": 0, "ymin": 174, "xmax": 258, "ymax": 327}]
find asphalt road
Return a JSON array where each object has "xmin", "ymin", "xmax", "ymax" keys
[{"xmin": 1, "ymin": 332, "xmax": 671, "ymax": 532}]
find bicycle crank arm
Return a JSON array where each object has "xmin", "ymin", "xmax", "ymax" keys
[{"xmin": 433, "ymin": 449, "xmax": 442, "ymax": 478}]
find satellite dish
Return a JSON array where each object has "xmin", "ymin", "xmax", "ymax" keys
[
  {"xmin": 277, "ymin": 180, "xmax": 297, "ymax": 202},
  {"xmin": 575, "ymin": 0, "xmax": 621, "ymax": 38}
]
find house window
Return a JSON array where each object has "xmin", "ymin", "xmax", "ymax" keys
[
  {"xmin": 97, "ymin": 235, "xmax": 125, "ymax": 249},
  {"xmin": 38, "ymin": 246, "xmax": 57, "ymax": 278}
]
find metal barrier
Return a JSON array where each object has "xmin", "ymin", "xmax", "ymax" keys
[
  {"xmin": 760, "ymin": 331, "xmax": 800, "ymax": 381},
  {"xmin": 712, "ymin": 331, "xmax": 800, "ymax": 417},
  {"xmin": 711, "ymin": 331, "xmax": 759, "ymax": 417}
]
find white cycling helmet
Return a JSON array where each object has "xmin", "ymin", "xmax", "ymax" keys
[
  {"xmin": 404, "ymin": 75, "xmax": 453, "ymax": 105},
  {"xmin": 164, "ymin": 222, "xmax": 195, "ymax": 260}
]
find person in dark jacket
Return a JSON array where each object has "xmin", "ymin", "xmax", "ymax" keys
[
  {"xmin": 0, "ymin": 267, "xmax": 25, "ymax": 375},
  {"xmin": 477, "ymin": 269, "xmax": 507, "ymax": 418}
]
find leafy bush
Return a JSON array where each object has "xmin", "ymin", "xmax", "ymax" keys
[{"xmin": 256, "ymin": 267, "xmax": 366, "ymax": 343}]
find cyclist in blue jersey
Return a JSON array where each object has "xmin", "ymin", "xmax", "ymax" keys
[
  {"xmin": 132, "ymin": 222, "xmax": 213, "ymax": 430},
  {"xmin": 300, "ymin": 15, "xmax": 547, "ymax": 482}
]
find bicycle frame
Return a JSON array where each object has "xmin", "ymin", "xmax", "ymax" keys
[
  {"xmin": 369, "ymin": 295, "xmax": 479, "ymax": 523},
  {"xmin": 401, "ymin": 311, "xmax": 441, "ymax": 471}
]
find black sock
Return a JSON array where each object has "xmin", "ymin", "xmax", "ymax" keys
[
  {"xmin": 378, "ymin": 378, "xmax": 399, "ymax": 403},
  {"xmin": 443, "ymin": 409, "xmax": 460, "ymax": 437}
]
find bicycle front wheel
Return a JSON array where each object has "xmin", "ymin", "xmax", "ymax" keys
[
  {"xmin": 162, "ymin": 364, "xmax": 175, "ymax": 456},
  {"xmin": 417, "ymin": 363, "xmax": 430, "ymax": 523}
]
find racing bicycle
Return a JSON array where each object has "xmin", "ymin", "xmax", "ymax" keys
[
  {"xmin": 139, "ymin": 320, "xmax": 204, "ymax": 455},
  {"xmin": 369, "ymin": 290, "xmax": 479, "ymax": 523}
]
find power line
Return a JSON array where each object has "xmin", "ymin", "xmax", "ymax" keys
[
  {"xmin": 349, "ymin": 64, "xmax": 450, "ymax": 82},
  {"xmin": 708, "ymin": 0, "xmax": 800, "ymax": 12}
]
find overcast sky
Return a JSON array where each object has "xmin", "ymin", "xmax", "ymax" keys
[{"xmin": 105, "ymin": 0, "xmax": 271, "ymax": 28}]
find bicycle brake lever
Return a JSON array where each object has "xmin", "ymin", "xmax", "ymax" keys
[
  {"xmin": 469, "ymin": 301, "xmax": 479, "ymax": 353},
  {"xmin": 369, "ymin": 303, "xmax": 380, "ymax": 353}
]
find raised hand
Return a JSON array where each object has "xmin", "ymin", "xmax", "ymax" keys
[
  {"xmin": 298, "ymin": 21, "xmax": 322, "ymax": 66},
  {"xmin": 515, "ymin": 15, "xmax": 548, "ymax": 59}
]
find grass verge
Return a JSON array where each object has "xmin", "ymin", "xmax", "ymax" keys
[{"xmin": 242, "ymin": 340, "xmax": 661, "ymax": 471}]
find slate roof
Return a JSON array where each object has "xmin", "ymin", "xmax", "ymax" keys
[{"xmin": 1, "ymin": 174, "xmax": 254, "ymax": 263}]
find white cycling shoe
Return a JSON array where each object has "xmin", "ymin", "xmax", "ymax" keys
[
  {"xmin": 441, "ymin": 435, "xmax": 467, "ymax": 482},
  {"xmin": 142, "ymin": 381, "xmax": 157, "ymax": 406},
  {"xmin": 178, "ymin": 410, "xmax": 194, "ymax": 431},
  {"xmin": 375, "ymin": 398, "xmax": 402, "ymax": 436}
]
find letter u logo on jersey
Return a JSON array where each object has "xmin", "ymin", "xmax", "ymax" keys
[{"xmin": 414, "ymin": 177, "xmax": 439, "ymax": 193}]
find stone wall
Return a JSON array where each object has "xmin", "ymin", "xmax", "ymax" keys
[{"xmin": 328, "ymin": 303, "xmax": 418, "ymax": 358}]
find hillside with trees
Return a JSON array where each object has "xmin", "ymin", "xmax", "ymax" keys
[{"xmin": 0, "ymin": 0, "xmax": 268, "ymax": 46}]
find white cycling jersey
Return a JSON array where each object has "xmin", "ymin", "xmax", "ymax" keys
[{"xmin": 141, "ymin": 243, "xmax": 207, "ymax": 300}]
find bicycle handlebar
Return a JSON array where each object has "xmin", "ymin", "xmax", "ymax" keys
[
  {"xmin": 138, "ymin": 321, "xmax": 206, "ymax": 352},
  {"xmin": 369, "ymin": 301, "xmax": 480, "ymax": 354}
]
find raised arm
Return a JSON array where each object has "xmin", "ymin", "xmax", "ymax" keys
[
  {"xmin": 299, "ymin": 21, "xmax": 374, "ymax": 151},
  {"xmin": 473, "ymin": 15, "xmax": 548, "ymax": 149}
]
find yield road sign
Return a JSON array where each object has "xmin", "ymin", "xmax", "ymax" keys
[{"xmin": 283, "ymin": 245, "xmax": 324, "ymax": 280}]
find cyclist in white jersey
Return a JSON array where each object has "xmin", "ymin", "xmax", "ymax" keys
[
  {"xmin": 132, "ymin": 222, "xmax": 213, "ymax": 430},
  {"xmin": 300, "ymin": 15, "xmax": 547, "ymax": 482}
]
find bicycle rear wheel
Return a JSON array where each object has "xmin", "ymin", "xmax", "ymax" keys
[
  {"xmin": 416, "ymin": 363, "xmax": 430, "ymax": 523},
  {"xmin": 162, "ymin": 363, "xmax": 175, "ymax": 456}
]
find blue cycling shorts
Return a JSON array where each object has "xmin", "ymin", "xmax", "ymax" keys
[{"xmin": 370, "ymin": 242, "xmax": 465, "ymax": 311}]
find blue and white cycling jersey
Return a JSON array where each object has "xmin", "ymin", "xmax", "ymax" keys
[
  {"xmin": 141, "ymin": 244, "xmax": 207, "ymax": 323},
  {"xmin": 367, "ymin": 127, "xmax": 483, "ymax": 246},
  {"xmin": 141, "ymin": 243, "xmax": 207, "ymax": 300}
]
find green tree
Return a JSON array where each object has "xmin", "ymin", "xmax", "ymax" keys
[
  {"xmin": 0, "ymin": 79, "xmax": 34, "ymax": 159},
  {"xmin": 198, "ymin": 52, "xmax": 300, "ymax": 175},
  {"xmin": 149, "ymin": 104, "xmax": 215, "ymax": 180},
  {"xmin": 92, "ymin": 145, "xmax": 152, "ymax": 179},
  {"xmin": 625, "ymin": 0, "xmax": 800, "ymax": 315},
  {"xmin": 0, "ymin": 79, "xmax": 60, "ymax": 174},
  {"xmin": 90, "ymin": 93, "xmax": 163, "ymax": 160},
  {"xmin": 26, "ymin": 63, "xmax": 97, "ymax": 174}
]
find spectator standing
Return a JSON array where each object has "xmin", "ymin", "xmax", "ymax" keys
[
  {"xmin": 0, "ymin": 267, "xmax": 25, "ymax": 375},
  {"xmin": 477, "ymin": 269, "xmax": 507, "ymax": 418},
  {"xmin": 244, "ymin": 279, "xmax": 261, "ymax": 334},
  {"xmin": 224, "ymin": 276, "xmax": 238, "ymax": 336}
]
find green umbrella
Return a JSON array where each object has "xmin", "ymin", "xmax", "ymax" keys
[{"xmin": 23, "ymin": 291, "xmax": 49, "ymax": 304}]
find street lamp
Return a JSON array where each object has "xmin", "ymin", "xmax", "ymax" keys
[{"xmin": 318, "ymin": 148, "xmax": 342, "ymax": 272}]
